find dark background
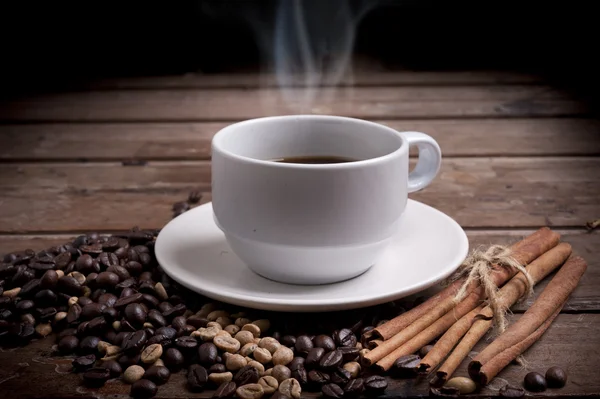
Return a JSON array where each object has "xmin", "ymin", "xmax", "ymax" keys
[{"xmin": 0, "ymin": 1, "xmax": 598, "ymax": 96}]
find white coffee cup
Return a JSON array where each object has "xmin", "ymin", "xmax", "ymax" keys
[{"xmin": 211, "ymin": 115, "xmax": 442, "ymax": 285}]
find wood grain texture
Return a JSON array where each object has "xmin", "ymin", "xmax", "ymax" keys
[
  {"xmin": 0, "ymin": 314, "xmax": 597, "ymax": 398},
  {"xmin": 0, "ymin": 158, "xmax": 598, "ymax": 232},
  {"xmin": 87, "ymin": 70, "xmax": 542, "ymax": 89},
  {"xmin": 0, "ymin": 86, "xmax": 588, "ymax": 122},
  {"xmin": 2, "ymin": 118, "xmax": 600, "ymax": 161},
  {"xmin": 1, "ymin": 231, "xmax": 597, "ymax": 312}
]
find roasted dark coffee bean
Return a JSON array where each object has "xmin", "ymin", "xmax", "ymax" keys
[
  {"xmin": 305, "ymin": 348, "xmax": 325, "ymax": 368},
  {"xmin": 171, "ymin": 315, "xmax": 187, "ymax": 330},
  {"xmin": 128, "ymin": 249, "xmax": 141, "ymax": 263},
  {"xmin": 330, "ymin": 368, "xmax": 351, "ymax": 385},
  {"xmin": 138, "ymin": 282, "xmax": 156, "ymax": 296},
  {"xmin": 158, "ymin": 302, "xmax": 173, "ymax": 313},
  {"xmin": 73, "ymin": 235, "xmax": 89, "ymax": 248},
  {"xmin": 120, "ymin": 288, "xmax": 137, "ymax": 299},
  {"xmin": 102, "ymin": 306, "xmax": 118, "ymax": 322},
  {"xmin": 116, "ymin": 278, "xmax": 136, "ymax": 290},
  {"xmin": 120, "ymin": 319, "xmax": 137, "ymax": 332},
  {"xmin": 78, "ymin": 296, "xmax": 93, "ymax": 307},
  {"xmin": 75, "ymin": 255, "xmax": 95, "ymax": 274},
  {"xmin": 104, "ymin": 329, "xmax": 118, "ymax": 344},
  {"xmin": 38, "ymin": 307, "xmax": 57, "ymax": 321},
  {"xmin": 209, "ymin": 364, "xmax": 227, "ymax": 373},
  {"xmin": 175, "ymin": 336, "xmax": 198, "ymax": 353},
  {"xmin": 91, "ymin": 289, "xmax": 107, "ymax": 302},
  {"xmin": 162, "ymin": 303, "xmax": 186, "ymax": 319},
  {"xmin": 320, "ymin": 350, "xmax": 343, "ymax": 370},
  {"xmin": 58, "ymin": 335, "xmax": 79, "ymax": 354},
  {"xmin": 40, "ymin": 270, "xmax": 59, "ymax": 289},
  {"xmin": 106, "ymin": 265, "xmax": 130, "ymax": 282},
  {"xmin": 141, "ymin": 294, "xmax": 159, "ymax": 308},
  {"xmin": 0, "ymin": 296, "xmax": 11, "ymax": 308},
  {"xmin": 16, "ymin": 299, "xmax": 35, "ymax": 312},
  {"xmin": 234, "ymin": 365, "xmax": 260, "ymax": 385},
  {"xmin": 96, "ymin": 272, "xmax": 120, "ymax": 288},
  {"xmin": 99, "ymin": 252, "xmax": 119, "ymax": 268},
  {"xmin": 138, "ymin": 253, "xmax": 152, "ymax": 267},
  {"xmin": 364, "ymin": 375, "xmax": 387, "ymax": 393},
  {"xmin": 188, "ymin": 364, "xmax": 209, "ymax": 392},
  {"xmin": 102, "ymin": 359, "xmax": 123, "ymax": 378},
  {"xmin": 80, "ymin": 244, "xmax": 103, "ymax": 255},
  {"xmin": 524, "ymin": 372, "xmax": 547, "ymax": 392},
  {"xmin": 114, "ymin": 247, "xmax": 128, "ymax": 260},
  {"xmin": 393, "ymin": 354, "xmax": 421, "ymax": 375},
  {"xmin": 81, "ymin": 303, "xmax": 106, "ymax": 320},
  {"xmin": 338, "ymin": 347, "xmax": 359, "ymax": 362},
  {"xmin": 198, "ymin": 342, "xmax": 218, "ymax": 365},
  {"xmin": 163, "ymin": 347, "xmax": 185, "ymax": 371},
  {"xmin": 77, "ymin": 320, "xmax": 90, "ymax": 337},
  {"xmin": 144, "ymin": 365, "xmax": 171, "ymax": 385},
  {"xmin": 72, "ymin": 354, "xmax": 96, "ymax": 372},
  {"xmin": 29, "ymin": 262, "xmax": 55, "ymax": 271},
  {"xmin": 57, "ymin": 276, "xmax": 82, "ymax": 296},
  {"xmin": 275, "ymin": 335, "xmax": 294, "ymax": 348},
  {"xmin": 87, "ymin": 316, "xmax": 108, "ymax": 334},
  {"xmin": 12, "ymin": 265, "xmax": 32, "ymax": 287},
  {"xmin": 289, "ymin": 357, "xmax": 305, "ymax": 371},
  {"xmin": 58, "ymin": 328, "xmax": 78, "ymax": 339},
  {"xmin": 309, "ymin": 370, "xmax": 330, "ymax": 385},
  {"xmin": 155, "ymin": 326, "xmax": 177, "ymax": 339},
  {"xmin": 130, "ymin": 379, "xmax": 158, "ymax": 399},
  {"xmin": 343, "ymin": 378, "xmax": 364, "ymax": 398},
  {"xmin": 147, "ymin": 334, "xmax": 172, "ymax": 348},
  {"xmin": 144, "ymin": 327, "xmax": 156, "ymax": 337},
  {"xmin": 0, "ymin": 309, "xmax": 13, "ymax": 320},
  {"xmin": 186, "ymin": 316, "xmax": 208, "ymax": 329},
  {"xmin": 313, "ymin": 335, "xmax": 336, "ymax": 351},
  {"xmin": 499, "ymin": 385, "xmax": 525, "ymax": 398},
  {"xmin": 334, "ymin": 328, "xmax": 357, "ymax": 348},
  {"xmin": 295, "ymin": 335, "xmax": 314, "ymax": 355},
  {"xmin": 79, "ymin": 335, "xmax": 101, "ymax": 354},
  {"xmin": 292, "ymin": 366, "xmax": 308, "ymax": 385},
  {"xmin": 322, "ymin": 383, "xmax": 344, "ymax": 399},
  {"xmin": 114, "ymin": 293, "xmax": 143, "ymax": 310},
  {"xmin": 125, "ymin": 261, "xmax": 143, "ymax": 276},
  {"xmin": 97, "ymin": 293, "xmax": 118, "ymax": 307},
  {"xmin": 121, "ymin": 330, "xmax": 147, "ymax": 354},
  {"xmin": 118, "ymin": 353, "xmax": 141, "ymax": 367},
  {"xmin": 83, "ymin": 367, "xmax": 111, "ymax": 387},
  {"xmin": 125, "ymin": 303, "xmax": 147, "ymax": 326},
  {"xmin": 546, "ymin": 366, "xmax": 567, "ymax": 388},
  {"xmin": 214, "ymin": 381, "xmax": 237, "ymax": 399},
  {"xmin": 21, "ymin": 279, "xmax": 42, "ymax": 297},
  {"xmin": 102, "ymin": 237, "xmax": 121, "ymax": 251}
]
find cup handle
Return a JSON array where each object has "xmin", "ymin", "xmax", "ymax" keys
[{"xmin": 402, "ymin": 131, "xmax": 442, "ymax": 193}]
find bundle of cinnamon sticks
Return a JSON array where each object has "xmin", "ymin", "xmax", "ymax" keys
[{"xmin": 361, "ymin": 227, "xmax": 587, "ymax": 388}]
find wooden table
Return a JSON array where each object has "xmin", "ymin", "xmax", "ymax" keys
[{"xmin": 1, "ymin": 70, "xmax": 599, "ymax": 397}]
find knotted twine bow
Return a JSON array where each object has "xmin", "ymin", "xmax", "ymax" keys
[{"xmin": 444, "ymin": 244, "xmax": 536, "ymax": 335}]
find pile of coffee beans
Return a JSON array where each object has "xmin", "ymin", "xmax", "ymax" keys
[{"xmin": 0, "ymin": 222, "xmax": 410, "ymax": 399}]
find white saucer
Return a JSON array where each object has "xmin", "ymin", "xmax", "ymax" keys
[{"xmin": 155, "ymin": 200, "xmax": 469, "ymax": 312}]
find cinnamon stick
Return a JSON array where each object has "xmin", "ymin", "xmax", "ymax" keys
[
  {"xmin": 422, "ymin": 242, "xmax": 572, "ymax": 383},
  {"xmin": 363, "ymin": 227, "xmax": 560, "ymax": 367},
  {"xmin": 364, "ymin": 227, "xmax": 559, "ymax": 343},
  {"xmin": 468, "ymin": 255, "xmax": 587, "ymax": 383}
]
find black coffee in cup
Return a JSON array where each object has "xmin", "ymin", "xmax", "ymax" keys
[{"xmin": 271, "ymin": 155, "xmax": 357, "ymax": 164}]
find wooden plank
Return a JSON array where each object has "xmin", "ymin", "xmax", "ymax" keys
[
  {"xmin": 0, "ymin": 158, "xmax": 598, "ymax": 232},
  {"xmin": 2, "ymin": 118, "xmax": 600, "ymax": 162},
  {"xmin": 1, "ymin": 231, "xmax": 597, "ymax": 312},
  {"xmin": 0, "ymin": 313, "xmax": 597, "ymax": 398},
  {"xmin": 87, "ymin": 70, "xmax": 543, "ymax": 89},
  {"xmin": 0, "ymin": 86, "xmax": 588, "ymax": 122}
]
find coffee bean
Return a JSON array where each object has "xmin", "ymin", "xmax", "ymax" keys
[
  {"xmin": 330, "ymin": 368, "xmax": 351, "ymax": 385},
  {"xmin": 214, "ymin": 335, "xmax": 241, "ymax": 353},
  {"xmin": 343, "ymin": 378, "xmax": 364, "ymax": 398},
  {"xmin": 121, "ymin": 319, "xmax": 137, "ymax": 332},
  {"xmin": 293, "ymin": 335, "xmax": 313, "ymax": 355},
  {"xmin": 188, "ymin": 364, "xmax": 209, "ymax": 392},
  {"xmin": 241, "ymin": 323, "xmax": 261, "ymax": 338},
  {"xmin": 81, "ymin": 303, "xmax": 106, "ymax": 320},
  {"xmin": 144, "ymin": 365, "xmax": 170, "ymax": 385},
  {"xmin": 101, "ymin": 306, "xmax": 118, "ymax": 322},
  {"xmin": 272, "ymin": 365, "xmax": 292, "ymax": 383},
  {"xmin": 253, "ymin": 347, "xmax": 272, "ymax": 364},
  {"xmin": 187, "ymin": 315, "xmax": 208, "ymax": 329},
  {"xmin": 97, "ymin": 293, "xmax": 118, "ymax": 307},
  {"xmin": 313, "ymin": 335, "xmax": 336, "ymax": 351},
  {"xmin": 288, "ymin": 357, "xmax": 305, "ymax": 372},
  {"xmin": 445, "ymin": 377, "xmax": 477, "ymax": 394},
  {"xmin": 121, "ymin": 330, "xmax": 148, "ymax": 354},
  {"xmin": 87, "ymin": 316, "xmax": 108, "ymax": 335},
  {"xmin": 210, "ymin": 364, "xmax": 227, "ymax": 374},
  {"xmin": 124, "ymin": 365, "xmax": 146, "ymax": 384},
  {"xmin": 524, "ymin": 371, "xmax": 547, "ymax": 392},
  {"xmin": 155, "ymin": 326, "xmax": 177, "ymax": 339},
  {"xmin": 199, "ymin": 342, "xmax": 219, "ymax": 366},
  {"xmin": 22, "ymin": 313, "xmax": 36, "ymax": 325},
  {"xmin": 546, "ymin": 366, "xmax": 567, "ymax": 388},
  {"xmin": 338, "ymin": 347, "xmax": 359, "ymax": 363},
  {"xmin": 16, "ymin": 299, "xmax": 35, "ymax": 312},
  {"xmin": 364, "ymin": 375, "xmax": 388, "ymax": 393},
  {"xmin": 320, "ymin": 350, "xmax": 343, "ymax": 370},
  {"xmin": 322, "ymin": 383, "xmax": 344, "ymax": 398},
  {"xmin": 141, "ymin": 343, "xmax": 163, "ymax": 364},
  {"xmin": 281, "ymin": 335, "xmax": 296, "ymax": 347},
  {"xmin": 272, "ymin": 346, "xmax": 294, "ymax": 366},
  {"xmin": 237, "ymin": 383, "xmax": 265, "ymax": 399},
  {"xmin": 499, "ymin": 385, "xmax": 525, "ymax": 398},
  {"xmin": 209, "ymin": 372, "xmax": 234, "ymax": 385},
  {"xmin": 291, "ymin": 366, "xmax": 308, "ymax": 386},
  {"xmin": 95, "ymin": 271, "xmax": 119, "ymax": 289},
  {"xmin": 163, "ymin": 347, "xmax": 185, "ymax": 371},
  {"xmin": 130, "ymin": 379, "xmax": 157, "ymax": 399},
  {"xmin": 393, "ymin": 354, "xmax": 421, "ymax": 375},
  {"xmin": 80, "ymin": 336, "xmax": 101, "ymax": 354},
  {"xmin": 213, "ymin": 381, "xmax": 237, "ymax": 398},
  {"xmin": 308, "ymin": 370, "xmax": 330, "ymax": 386},
  {"xmin": 334, "ymin": 329, "xmax": 357, "ymax": 348},
  {"xmin": 83, "ymin": 367, "xmax": 111, "ymax": 387},
  {"xmin": 162, "ymin": 303, "xmax": 186, "ymax": 319},
  {"xmin": 101, "ymin": 359, "xmax": 122, "ymax": 378},
  {"xmin": 271, "ymin": 392, "xmax": 291, "ymax": 399},
  {"xmin": 125, "ymin": 303, "xmax": 147, "ymax": 327},
  {"xmin": 279, "ymin": 378, "xmax": 301, "ymax": 399},
  {"xmin": 235, "ymin": 365, "xmax": 260, "ymax": 386},
  {"xmin": 430, "ymin": 386, "xmax": 460, "ymax": 397},
  {"xmin": 99, "ymin": 252, "xmax": 120, "ymax": 268},
  {"xmin": 54, "ymin": 252, "xmax": 72, "ymax": 269},
  {"xmin": 106, "ymin": 265, "xmax": 130, "ymax": 281},
  {"xmin": 171, "ymin": 315, "xmax": 186, "ymax": 330},
  {"xmin": 40, "ymin": 270, "xmax": 59, "ymax": 289},
  {"xmin": 118, "ymin": 353, "xmax": 141, "ymax": 368},
  {"xmin": 342, "ymin": 362, "xmax": 361, "ymax": 378},
  {"xmin": 114, "ymin": 293, "xmax": 144, "ymax": 310},
  {"xmin": 37, "ymin": 307, "xmax": 57, "ymax": 321},
  {"xmin": 147, "ymin": 309, "xmax": 167, "ymax": 328},
  {"xmin": 58, "ymin": 276, "xmax": 83, "ymax": 296},
  {"xmin": 124, "ymin": 261, "xmax": 143, "ymax": 276},
  {"xmin": 175, "ymin": 335, "xmax": 198, "ymax": 354},
  {"xmin": 72, "ymin": 354, "xmax": 96, "ymax": 372},
  {"xmin": 58, "ymin": 328, "xmax": 78, "ymax": 339},
  {"xmin": 258, "ymin": 376, "xmax": 278, "ymax": 395},
  {"xmin": 20, "ymin": 279, "xmax": 42, "ymax": 298},
  {"xmin": 58, "ymin": 335, "xmax": 79, "ymax": 354},
  {"xmin": 78, "ymin": 296, "xmax": 93, "ymax": 307}
]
